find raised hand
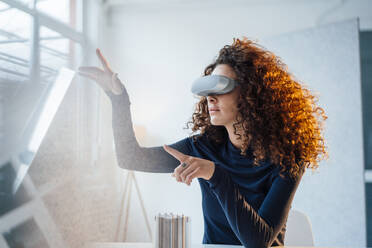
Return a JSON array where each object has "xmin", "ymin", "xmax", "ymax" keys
[
  {"xmin": 78, "ymin": 48, "xmax": 125, "ymax": 95},
  {"xmin": 163, "ymin": 144, "xmax": 215, "ymax": 186}
]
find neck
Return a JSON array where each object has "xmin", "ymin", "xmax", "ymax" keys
[{"xmin": 225, "ymin": 123, "xmax": 244, "ymax": 150}]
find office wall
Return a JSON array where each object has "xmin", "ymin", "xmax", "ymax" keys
[{"xmin": 260, "ymin": 18, "xmax": 365, "ymax": 247}]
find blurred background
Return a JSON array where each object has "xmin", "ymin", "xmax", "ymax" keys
[{"xmin": 0, "ymin": 0, "xmax": 371, "ymax": 248}]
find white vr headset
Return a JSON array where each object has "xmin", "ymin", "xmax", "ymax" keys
[{"xmin": 191, "ymin": 75, "xmax": 240, "ymax": 96}]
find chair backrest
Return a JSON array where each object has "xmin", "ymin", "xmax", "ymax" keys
[{"xmin": 284, "ymin": 209, "xmax": 314, "ymax": 246}]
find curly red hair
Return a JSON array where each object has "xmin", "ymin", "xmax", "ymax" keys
[{"xmin": 185, "ymin": 37, "xmax": 328, "ymax": 180}]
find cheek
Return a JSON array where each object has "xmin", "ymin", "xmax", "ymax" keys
[
  {"xmin": 229, "ymin": 103, "xmax": 240, "ymax": 119},
  {"xmin": 221, "ymin": 104, "xmax": 239, "ymax": 118},
  {"xmin": 218, "ymin": 95, "xmax": 239, "ymax": 113}
]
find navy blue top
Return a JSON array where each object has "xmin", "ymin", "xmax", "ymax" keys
[{"xmin": 106, "ymin": 90, "xmax": 305, "ymax": 248}]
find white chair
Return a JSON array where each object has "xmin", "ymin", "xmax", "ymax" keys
[{"xmin": 284, "ymin": 209, "xmax": 314, "ymax": 246}]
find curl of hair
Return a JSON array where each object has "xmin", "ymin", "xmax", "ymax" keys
[{"xmin": 184, "ymin": 37, "xmax": 329, "ymax": 180}]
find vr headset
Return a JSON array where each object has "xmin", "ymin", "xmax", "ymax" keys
[{"xmin": 191, "ymin": 75, "xmax": 240, "ymax": 96}]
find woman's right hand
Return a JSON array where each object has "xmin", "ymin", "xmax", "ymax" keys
[{"xmin": 78, "ymin": 48, "xmax": 125, "ymax": 95}]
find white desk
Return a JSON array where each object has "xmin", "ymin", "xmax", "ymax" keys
[
  {"xmin": 85, "ymin": 242, "xmax": 340, "ymax": 248},
  {"xmin": 85, "ymin": 243, "xmax": 241, "ymax": 248}
]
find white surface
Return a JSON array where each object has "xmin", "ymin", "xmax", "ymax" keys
[{"xmin": 285, "ymin": 210, "xmax": 314, "ymax": 246}]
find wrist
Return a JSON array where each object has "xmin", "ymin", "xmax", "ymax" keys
[
  {"xmin": 206, "ymin": 162, "xmax": 215, "ymax": 180},
  {"xmin": 111, "ymin": 72, "xmax": 125, "ymax": 95}
]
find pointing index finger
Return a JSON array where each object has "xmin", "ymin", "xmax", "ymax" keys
[
  {"xmin": 163, "ymin": 144, "xmax": 188, "ymax": 162},
  {"xmin": 96, "ymin": 48, "xmax": 111, "ymax": 72}
]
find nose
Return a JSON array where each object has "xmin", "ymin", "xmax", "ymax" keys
[{"xmin": 207, "ymin": 94, "xmax": 217, "ymax": 103}]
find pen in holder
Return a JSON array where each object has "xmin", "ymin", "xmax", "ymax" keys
[{"xmin": 154, "ymin": 213, "xmax": 191, "ymax": 248}]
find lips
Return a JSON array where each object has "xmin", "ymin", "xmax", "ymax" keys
[{"xmin": 209, "ymin": 108, "xmax": 219, "ymax": 111}]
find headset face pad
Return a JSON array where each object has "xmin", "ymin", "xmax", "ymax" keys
[{"xmin": 191, "ymin": 75, "xmax": 240, "ymax": 96}]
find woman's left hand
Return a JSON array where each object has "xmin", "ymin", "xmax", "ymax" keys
[{"xmin": 163, "ymin": 144, "xmax": 215, "ymax": 186}]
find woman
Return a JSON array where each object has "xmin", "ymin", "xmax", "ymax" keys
[{"xmin": 79, "ymin": 37, "xmax": 328, "ymax": 248}]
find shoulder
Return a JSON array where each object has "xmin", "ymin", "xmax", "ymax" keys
[
  {"xmin": 190, "ymin": 132, "xmax": 222, "ymax": 148},
  {"xmin": 270, "ymin": 162, "xmax": 305, "ymax": 185},
  {"xmin": 189, "ymin": 133, "xmax": 206, "ymax": 143},
  {"xmin": 168, "ymin": 133, "xmax": 209, "ymax": 155},
  {"xmin": 187, "ymin": 133, "xmax": 224, "ymax": 157}
]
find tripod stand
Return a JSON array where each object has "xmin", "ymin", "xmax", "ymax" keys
[{"xmin": 115, "ymin": 170, "xmax": 153, "ymax": 242}]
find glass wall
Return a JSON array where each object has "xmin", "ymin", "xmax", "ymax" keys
[{"xmin": 0, "ymin": 1, "xmax": 84, "ymax": 247}]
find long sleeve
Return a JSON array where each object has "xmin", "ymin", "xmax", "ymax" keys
[
  {"xmin": 206, "ymin": 162, "xmax": 304, "ymax": 248},
  {"xmin": 105, "ymin": 89, "xmax": 193, "ymax": 173}
]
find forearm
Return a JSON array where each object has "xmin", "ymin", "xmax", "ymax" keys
[
  {"xmin": 105, "ymin": 90, "xmax": 178, "ymax": 172},
  {"xmin": 105, "ymin": 90, "xmax": 191, "ymax": 173}
]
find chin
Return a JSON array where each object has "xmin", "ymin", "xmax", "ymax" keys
[{"xmin": 210, "ymin": 118, "xmax": 224, "ymax": 126}]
